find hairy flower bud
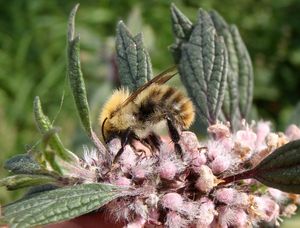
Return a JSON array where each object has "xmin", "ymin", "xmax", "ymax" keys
[
  {"xmin": 196, "ymin": 200, "xmax": 216, "ymax": 226},
  {"xmin": 161, "ymin": 193, "xmax": 183, "ymax": 211},
  {"xmin": 207, "ymin": 122, "xmax": 231, "ymax": 139},
  {"xmin": 159, "ymin": 160, "xmax": 177, "ymax": 180},
  {"xmin": 195, "ymin": 165, "xmax": 216, "ymax": 193},
  {"xmin": 165, "ymin": 211, "xmax": 188, "ymax": 228}
]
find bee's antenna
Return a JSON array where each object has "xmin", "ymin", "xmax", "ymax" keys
[{"xmin": 102, "ymin": 118, "xmax": 108, "ymax": 142}]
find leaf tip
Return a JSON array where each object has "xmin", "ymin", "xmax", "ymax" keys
[{"xmin": 68, "ymin": 4, "xmax": 80, "ymax": 42}]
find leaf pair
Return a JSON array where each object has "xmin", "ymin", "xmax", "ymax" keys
[{"xmin": 170, "ymin": 4, "xmax": 253, "ymax": 130}]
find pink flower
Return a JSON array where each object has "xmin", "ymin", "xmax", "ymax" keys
[
  {"xmin": 161, "ymin": 193, "xmax": 183, "ymax": 211},
  {"xmin": 215, "ymin": 188, "xmax": 236, "ymax": 205},
  {"xmin": 165, "ymin": 211, "xmax": 188, "ymax": 228},
  {"xmin": 255, "ymin": 121, "xmax": 271, "ymax": 149},
  {"xmin": 254, "ymin": 196, "xmax": 280, "ymax": 223},
  {"xmin": 217, "ymin": 206, "xmax": 248, "ymax": 227},
  {"xmin": 159, "ymin": 160, "xmax": 178, "ymax": 180},
  {"xmin": 111, "ymin": 176, "xmax": 132, "ymax": 187},
  {"xmin": 119, "ymin": 145, "xmax": 137, "ymax": 172},
  {"xmin": 268, "ymin": 188, "xmax": 287, "ymax": 204},
  {"xmin": 210, "ymin": 155, "xmax": 231, "ymax": 174},
  {"xmin": 285, "ymin": 124, "xmax": 300, "ymax": 141},
  {"xmin": 196, "ymin": 200, "xmax": 216, "ymax": 226},
  {"xmin": 190, "ymin": 151, "xmax": 207, "ymax": 173},
  {"xmin": 207, "ymin": 122, "xmax": 231, "ymax": 139},
  {"xmin": 235, "ymin": 129, "xmax": 257, "ymax": 150},
  {"xmin": 207, "ymin": 141, "xmax": 228, "ymax": 160},
  {"xmin": 180, "ymin": 131, "xmax": 201, "ymax": 154}
]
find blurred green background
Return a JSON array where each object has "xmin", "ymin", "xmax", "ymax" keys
[{"xmin": 0, "ymin": 0, "xmax": 300, "ymax": 226}]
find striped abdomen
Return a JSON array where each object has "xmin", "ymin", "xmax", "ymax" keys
[{"xmin": 134, "ymin": 84, "xmax": 195, "ymax": 129}]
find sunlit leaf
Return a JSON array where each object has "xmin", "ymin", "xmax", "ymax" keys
[{"xmin": 2, "ymin": 183, "xmax": 124, "ymax": 228}]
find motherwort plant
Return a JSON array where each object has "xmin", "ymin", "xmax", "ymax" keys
[{"xmin": 1, "ymin": 4, "xmax": 300, "ymax": 228}]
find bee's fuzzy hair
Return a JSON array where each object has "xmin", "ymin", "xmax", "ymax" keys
[{"xmin": 99, "ymin": 88, "xmax": 130, "ymax": 125}]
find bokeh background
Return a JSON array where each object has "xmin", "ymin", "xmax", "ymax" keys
[{"xmin": 1, "ymin": 0, "xmax": 300, "ymax": 226}]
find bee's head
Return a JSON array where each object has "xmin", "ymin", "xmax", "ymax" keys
[{"xmin": 100, "ymin": 88, "xmax": 135, "ymax": 142}]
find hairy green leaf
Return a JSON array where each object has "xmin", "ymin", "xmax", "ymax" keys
[
  {"xmin": 0, "ymin": 174, "xmax": 57, "ymax": 191},
  {"xmin": 67, "ymin": 5, "xmax": 107, "ymax": 156},
  {"xmin": 116, "ymin": 21, "xmax": 152, "ymax": 91},
  {"xmin": 67, "ymin": 4, "xmax": 92, "ymax": 136},
  {"xmin": 175, "ymin": 8, "xmax": 228, "ymax": 127},
  {"xmin": 209, "ymin": 11, "xmax": 239, "ymax": 126},
  {"xmin": 253, "ymin": 140, "xmax": 300, "ymax": 193},
  {"xmin": 170, "ymin": 3, "xmax": 192, "ymax": 40},
  {"xmin": 4, "ymin": 154, "xmax": 42, "ymax": 175},
  {"xmin": 33, "ymin": 97, "xmax": 77, "ymax": 168},
  {"xmin": 2, "ymin": 183, "xmax": 123, "ymax": 228},
  {"xmin": 231, "ymin": 25, "xmax": 253, "ymax": 119}
]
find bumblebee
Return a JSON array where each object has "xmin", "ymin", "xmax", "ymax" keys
[{"xmin": 100, "ymin": 67, "xmax": 195, "ymax": 162}]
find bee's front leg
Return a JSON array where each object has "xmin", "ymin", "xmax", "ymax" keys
[
  {"xmin": 113, "ymin": 129, "xmax": 135, "ymax": 164},
  {"xmin": 166, "ymin": 117, "xmax": 184, "ymax": 159}
]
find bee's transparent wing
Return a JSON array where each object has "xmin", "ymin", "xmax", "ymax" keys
[{"xmin": 121, "ymin": 66, "xmax": 178, "ymax": 107}]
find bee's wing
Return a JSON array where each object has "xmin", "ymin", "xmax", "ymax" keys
[{"xmin": 121, "ymin": 66, "xmax": 178, "ymax": 107}]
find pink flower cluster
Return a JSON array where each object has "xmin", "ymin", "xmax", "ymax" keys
[{"xmin": 76, "ymin": 122, "xmax": 300, "ymax": 227}]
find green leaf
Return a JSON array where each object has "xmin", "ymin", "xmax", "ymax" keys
[
  {"xmin": 0, "ymin": 174, "xmax": 57, "ymax": 191},
  {"xmin": 176, "ymin": 8, "xmax": 228, "ymax": 127},
  {"xmin": 67, "ymin": 4, "xmax": 107, "ymax": 156},
  {"xmin": 209, "ymin": 11, "xmax": 239, "ymax": 126},
  {"xmin": 253, "ymin": 140, "xmax": 300, "ymax": 193},
  {"xmin": 67, "ymin": 4, "xmax": 92, "ymax": 136},
  {"xmin": 231, "ymin": 25, "xmax": 253, "ymax": 119},
  {"xmin": 116, "ymin": 21, "xmax": 152, "ymax": 91},
  {"xmin": 170, "ymin": 3, "xmax": 192, "ymax": 40},
  {"xmin": 4, "ymin": 154, "xmax": 42, "ymax": 175},
  {"xmin": 209, "ymin": 11, "xmax": 253, "ymax": 126},
  {"xmin": 33, "ymin": 96, "xmax": 77, "ymax": 167},
  {"xmin": 2, "ymin": 183, "xmax": 124, "ymax": 228}
]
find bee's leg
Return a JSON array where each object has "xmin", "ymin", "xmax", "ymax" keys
[
  {"xmin": 140, "ymin": 132, "xmax": 162, "ymax": 157},
  {"xmin": 146, "ymin": 132, "xmax": 162, "ymax": 151},
  {"xmin": 113, "ymin": 129, "xmax": 133, "ymax": 164},
  {"xmin": 166, "ymin": 117, "xmax": 183, "ymax": 159}
]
